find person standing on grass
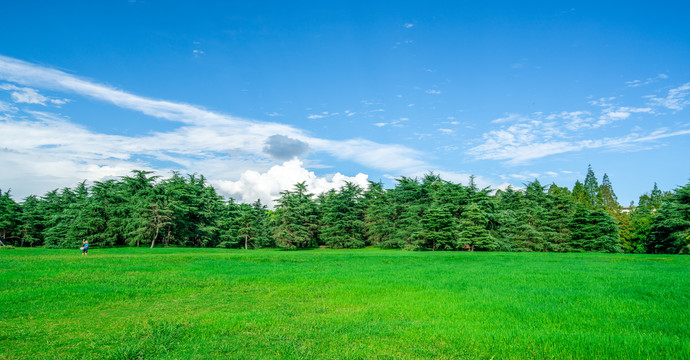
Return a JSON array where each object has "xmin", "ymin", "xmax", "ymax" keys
[{"xmin": 82, "ymin": 239, "xmax": 89, "ymax": 256}]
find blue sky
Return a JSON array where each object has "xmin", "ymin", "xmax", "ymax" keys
[{"xmin": 1, "ymin": 1, "xmax": 690, "ymax": 206}]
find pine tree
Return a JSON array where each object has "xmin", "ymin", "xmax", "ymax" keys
[
  {"xmin": 0, "ymin": 189, "xmax": 21, "ymax": 246},
  {"xmin": 458, "ymin": 203, "xmax": 497, "ymax": 251},
  {"xmin": 647, "ymin": 181, "xmax": 690, "ymax": 254},
  {"xmin": 583, "ymin": 164, "xmax": 604, "ymax": 209},
  {"xmin": 572, "ymin": 180, "xmax": 588, "ymax": 207},
  {"xmin": 362, "ymin": 181, "xmax": 395, "ymax": 247},
  {"xmin": 18, "ymin": 195, "xmax": 44, "ymax": 247},
  {"xmin": 569, "ymin": 207, "xmax": 620, "ymax": 252},
  {"xmin": 319, "ymin": 182, "xmax": 366, "ymax": 248},
  {"xmin": 419, "ymin": 205, "xmax": 459, "ymax": 250},
  {"xmin": 43, "ymin": 187, "xmax": 82, "ymax": 248},
  {"xmin": 273, "ymin": 182, "xmax": 319, "ymax": 249},
  {"xmin": 599, "ymin": 174, "xmax": 621, "ymax": 213}
]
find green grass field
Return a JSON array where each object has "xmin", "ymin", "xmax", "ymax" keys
[{"xmin": 1, "ymin": 248, "xmax": 688, "ymax": 359}]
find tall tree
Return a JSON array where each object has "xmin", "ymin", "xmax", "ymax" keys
[
  {"xmin": 273, "ymin": 182, "xmax": 319, "ymax": 249},
  {"xmin": 571, "ymin": 180, "xmax": 588, "ymax": 208},
  {"xmin": 230, "ymin": 200, "xmax": 271, "ymax": 249},
  {"xmin": 362, "ymin": 181, "xmax": 395, "ymax": 247},
  {"xmin": 122, "ymin": 170, "xmax": 159, "ymax": 247},
  {"xmin": 0, "ymin": 189, "xmax": 21, "ymax": 245},
  {"xmin": 18, "ymin": 195, "xmax": 44, "ymax": 247},
  {"xmin": 599, "ymin": 174, "xmax": 621, "ymax": 213},
  {"xmin": 458, "ymin": 203, "xmax": 497, "ymax": 251},
  {"xmin": 583, "ymin": 165, "xmax": 603, "ymax": 209},
  {"xmin": 647, "ymin": 181, "xmax": 690, "ymax": 254},
  {"xmin": 319, "ymin": 182, "xmax": 366, "ymax": 249},
  {"xmin": 419, "ymin": 204, "xmax": 459, "ymax": 250},
  {"xmin": 569, "ymin": 207, "xmax": 620, "ymax": 252}
]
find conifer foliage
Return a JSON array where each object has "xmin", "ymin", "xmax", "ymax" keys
[{"xmin": 0, "ymin": 167, "xmax": 688, "ymax": 253}]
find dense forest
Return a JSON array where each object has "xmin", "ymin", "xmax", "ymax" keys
[{"xmin": 1, "ymin": 166, "xmax": 689, "ymax": 254}]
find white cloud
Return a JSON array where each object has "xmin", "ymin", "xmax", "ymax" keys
[
  {"xmin": 0, "ymin": 55, "xmax": 433, "ymax": 199},
  {"xmin": 0, "ymin": 100, "xmax": 15, "ymax": 112},
  {"xmin": 474, "ymin": 92, "xmax": 668, "ymax": 164},
  {"xmin": 372, "ymin": 117, "xmax": 408, "ymax": 128},
  {"xmin": 0, "ymin": 83, "xmax": 50, "ymax": 105},
  {"xmin": 307, "ymin": 111, "xmax": 338, "ymax": 120},
  {"xmin": 404, "ymin": 23, "xmax": 414, "ymax": 29},
  {"xmin": 437, "ymin": 145, "xmax": 459, "ymax": 152},
  {"xmin": 425, "ymin": 89, "xmax": 442, "ymax": 95},
  {"xmin": 626, "ymin": 73, "xmax": 668, "ymax": 87},
  {"xmin": 468, "ymin": 126, "xmax": 690, "ymax": 164},
  {"xmin": 213, "ymin": 159, "xmax": 369, "ymax": 207},
  {"xmin": 646, "ymin": 82, "xmax": 690, "ymax": 111},
  {"xmin": 438, "ymin": 128, "xmax": 454, "ymax": 134}
]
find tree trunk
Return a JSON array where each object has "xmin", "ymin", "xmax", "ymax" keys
[
  {"xmin": 244, "ymin": 235, "xmax": 248, "ymax": 250},
  {"xmin": 151, "ymin": 226, "xmax": 159, "ymax": 248}
]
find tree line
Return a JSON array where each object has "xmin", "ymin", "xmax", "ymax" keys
[{"xmin": 1, "ymin": 166, "xmax": 688, "ymax": 254}]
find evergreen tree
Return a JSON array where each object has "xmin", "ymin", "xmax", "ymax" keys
[
  {"xmin": 226, "ymin": 199, "xmax": 271, "ymax": 249},
  {"xmin": 458, "ymin": 203, "xmax": 497, "ymax": 251},
  {"xmin": 388, "ymin": 203, "xmax": 425, "ymax": 250},
  {"xmin": 569, "ymin": 207, "xmax": 620, "ymax": 252},
  {"xmin": 319, "ymin": 182, "xmax": 366, "ymax": 248},
  {"xmin": 627, "ymin": 184, "xmax": 668, "ymax": 253},
  {"xmin": 647, "ymin": 181, "xmax": 690, "ymax": 254},
  {"xmin": 583, "ymin": 165, "xmax": 603, "ymax": 209},
  {"xmin": 121, "ymin": 170, "xmax": 159, "ymax": 247},
  {"xmin": 387, "ymin": 177, "xmax": 427, "ymax": 250},
  {"xmin": 0, "ymin": 189, "xmax": 21, "ymax": 245},
  {"xmin": 599, "ymin": 174, "xmax": 620, "ymax": 213},
  {"xmin": 273, "ymin": 182, "xmax": 319, "ymax": 249},
  {"xmin": 88, "ymin": 179, "xmax": 128, "ymax": 247},
  {"xmin": 217, "ymin": 199, "xmax": 242, "ymax": 248},
  {"xmin": 419, "ymin": 204, "xmax": 459, "ymax": 250},
  {"xmin": 543, "ymin": 185, "xmax": 576, "ymax": 252},
  {"xmin": 572, "ymin": 180, "xmax": 588, "ymax": 207},
  {"xmin": 362, "ymin": 181, "xmax": 395, "ymax": 247},
  {"xmin": 236, "ymin": 203, "xmax": 257, "ymax": 249},
  {"xmin": 43, "ymin": 187, "xmax": 81, "ymax": 248},
  {"xmin": 18, "ymin": 195, "xmax": 44, "ymax": 247},
  {"xmin": 249, "ymin": 199, "xmax": 273, "ymax": 248}
]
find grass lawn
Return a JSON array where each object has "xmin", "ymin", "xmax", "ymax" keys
[{"xmin": 1, "ymin": 247, "xmax": 688, "ymax": 359}]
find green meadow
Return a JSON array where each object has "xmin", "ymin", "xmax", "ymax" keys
[{"xmin": 1, "ymin": 248, "xmax": 688, "ymax": 359}]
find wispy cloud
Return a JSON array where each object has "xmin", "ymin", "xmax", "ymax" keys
[
  {"xmin": 0, "ymin": 55, "xmax": 432, "ymax": 200},
  {"xmin": 373, "ymin": 117, "xmax": 408, "ymax": 128},
  {"xmin": 468, "ymin": 88, "xmax": 688, "ymax": 164},
  {"xmin": 425, "ymin": 89, "xmax": 442, "ymax": 95},
  {"xmin": 0, "ymin": 83, "xmax": 67, "ymax": 106},
  {"xmin": 469, "ymin": 127, "xmax": 690, "ymax": 164},
  {"xmin": 646, "ymin": 82, "xmax": 690, "ymax": 111},
  {"xmin": 626, "ymin": 73, "xmax": 668, "ymax": 87}
]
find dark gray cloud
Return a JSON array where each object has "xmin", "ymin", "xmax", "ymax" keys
[{"xmin": 263, "ymin": 134, "xmax": 310, "ymax": 160}]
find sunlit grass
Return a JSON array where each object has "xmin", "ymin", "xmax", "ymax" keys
[{"xmin": 1, "ymin": 248, "xmax": 688, "ymax": 359}]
